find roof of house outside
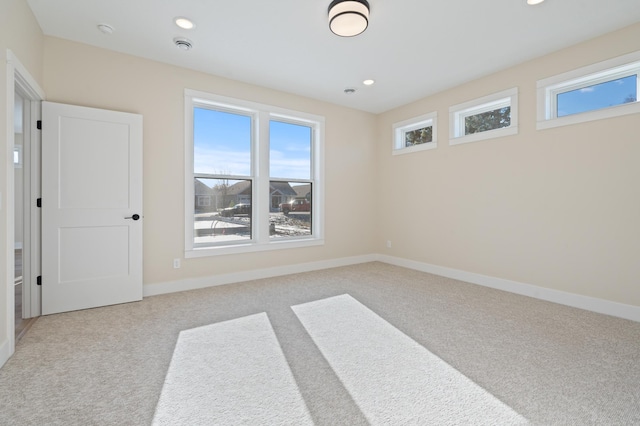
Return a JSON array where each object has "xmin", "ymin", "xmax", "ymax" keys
[
  {"xmin": 210, "ymin": 180, "xmax": 298, "ymax": 197},
  {"xmin": 292, "ymin": 184, "xmax": 311, "ymax": 199},
  {"xmin": 270, "ymin": 181, "xmax": 297, "ymax": 197},
  {"xmin": 195, "ymin": 178, "xmax": 213, "ymax": 196}
]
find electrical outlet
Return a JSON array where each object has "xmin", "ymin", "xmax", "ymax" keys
[
  {"xmin": 173, "ymin": 258, "xmax": 181, "ymax": 269},
  {"xmin": 386, "ymin": 240, "xmax": 392, "ymax": 248}
]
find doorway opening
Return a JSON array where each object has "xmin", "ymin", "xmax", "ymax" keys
[
  {"xmin": 3, "ymin": 51, "xmax": 44, "ymax": 367},
  {"xmin": 14, "ymin": 90, "xmax": 25, "ymax": 337},
  {"xmin": 14, "ymin": 89, "xmax": 38, "ymax": 340}
]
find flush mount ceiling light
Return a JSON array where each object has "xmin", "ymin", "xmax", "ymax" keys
[
  {"xmin": 527, "ymin": 0, "xmax": 545, "ymax": 4},
  {"xmin": 328, "ymin": 0, "xmax": 370, "ymax": 37},
  {"xmin": 363, "ymin": 79, "xmax": 375, "ymax": 86},
  {"xmin": 175, "ymin": 17, "xmax": 195, "ymax": 30}
]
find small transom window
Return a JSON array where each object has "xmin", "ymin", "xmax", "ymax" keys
[
  {"xmin": 537, "ymin": 50, "xmax": 640, "ymax": 130},
  {"xmin": 392, "ymin": 112, "xmax": 437, "ymax": 155},
  {"xmin": 449, "ymin": 88, "xmax": 518, "ymax": 146}
]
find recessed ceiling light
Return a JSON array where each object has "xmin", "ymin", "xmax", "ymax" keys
[
  {"xmin": 527, "ymin": 0, "xmax": 544, "ymax": 5},
  {"xmin": 363, "ymin": 79, "xmax": 375, "ymax": 86},
  {"xmin": 97, "ymin": 24, "xmax": 114, "ymax": 34},
  {"xmin": 175, "ymin": 17, "xmax": 195, "ymax": 30},
  {"xmin": 174, "ymin": 37, "xmax": 193, "ymax": 51}
]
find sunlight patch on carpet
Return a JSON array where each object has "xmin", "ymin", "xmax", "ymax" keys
[
  {"xmin": 152, "ymin": 312, "xmax": 313, "ymax": 426},
  {"xmin": 292, "ymin": 294, "xmax": 528, "ymax": 425}
]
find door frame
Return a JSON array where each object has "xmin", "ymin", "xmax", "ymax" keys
[{"xmin": 3, "ymin": 50, "xmax": 44, "ymax": 366}]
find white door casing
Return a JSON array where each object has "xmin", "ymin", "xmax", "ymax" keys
[{"xmin": 42, "ymin": 102, "xmax": 143, "ymax": 315}]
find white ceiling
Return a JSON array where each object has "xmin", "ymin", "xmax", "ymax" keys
[{"xmin": 27, "ymin": 0, "xmax": 640, "ymax": 114}]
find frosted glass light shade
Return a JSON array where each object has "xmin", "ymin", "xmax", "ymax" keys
[{"xmin": 328, "ymin": 0, "xmax": 370, "ymax": 37}]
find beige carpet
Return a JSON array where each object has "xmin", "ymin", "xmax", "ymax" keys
[
  {"xmin": 292, "ymin": 294, "xmax": 528, "ymax": 424},
  {"xmin": 153, "ymin": 312, "xmax": 313, "ymax": 425},
  {"xmin": 0, "ymin": 262, "xmax": 639, "ymax": 425}
]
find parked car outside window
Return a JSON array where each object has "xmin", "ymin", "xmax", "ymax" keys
[
  {"xmin": 279, "ymin": 198, "xmax": 310, "ymax": 214},
  {"xmin": 220, "ymin": 203, "xmax": 251, "ymax": 217}
]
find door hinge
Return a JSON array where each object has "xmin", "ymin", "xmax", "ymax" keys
[
  {"xmin": 37, "ymin": 198, "xmax": 42, "ymax": 208},
  {"xmin": 37, "ymin": 120, "xmax": 42, "ymax": 130},
  {"xmin": 37, "ymin": 276, "xmax": 42, "ymax": 286}
]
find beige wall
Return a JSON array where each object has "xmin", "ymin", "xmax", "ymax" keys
[
  {"xmin": 0, "ymin": 0, "xmax": 44, "ymax": 360},
  {"xmin": 377, "ymin": 23, "xmax": 640, "ymax": 307},
  {"xmin": 2, "ymin": 2, "xmax": 639, "ymax": 363},
  {"xmin": 42, "ymin": 37, "xmax": 378, "ymax": 287}
]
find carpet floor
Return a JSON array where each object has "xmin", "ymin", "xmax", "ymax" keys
[{"xmin": 0, "ymin": 262, "xmax": 639, "ymax": 425}]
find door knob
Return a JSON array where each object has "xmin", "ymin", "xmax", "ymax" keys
[{"xmin": 125, "ymin": 214, "xmax": 140, "ymax": 220}]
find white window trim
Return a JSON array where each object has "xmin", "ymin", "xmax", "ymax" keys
[
  {"xmin": 449, "ymin": 87, "xmax": 518, "ymax": 146},
  {"xmin": 537, "ymin": 50, "xmax": 640, "ymax": 130},
  {"xmin": 184, "ymin": 89, "xmax": 325, "ymax": 258},
  {"xmin": 392, "ymin": 112, "xmax": 437, "ymax": 155}
]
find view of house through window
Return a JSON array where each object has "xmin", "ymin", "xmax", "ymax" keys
[
  {"xmin": 270, "ymin": 181, "xmax": 312, "ymax": 238},
  {"xmin": 194, "ymin": 178, "xmax": 252, "ymax": 245},
  {"xmin": 192, "ymin": 107, "xmax": 253, "ymax": 247},
  {"xmin": 187, "ymin": 90, "xmax": 322, "ymax": 253},
  {"xmin": 269, "ymin": 120, "xmax": 313, "ymax": 239}
]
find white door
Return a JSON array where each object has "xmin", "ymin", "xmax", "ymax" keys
[{"xmin": 41, "ymin": 101, "xmax": 143, "ymax": 315}]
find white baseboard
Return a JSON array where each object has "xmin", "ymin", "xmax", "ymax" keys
[
  {"xmin": 143, "ymin": 254, "xmax": 378, "ymax": 297},
  {"xmin": 0, "ymin": 338, "xmax": 12, "ymax": 369},
  {"xmin": 377, "ymin": 254, "xmax": 640, "ymax": 323},
  {"xmin": 143, "ymin": 252, "xmax": 640, "ymax": 323}
]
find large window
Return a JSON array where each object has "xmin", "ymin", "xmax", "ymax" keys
[
  {"xmin": 537, "ymin": 50, "xmax": 640, "ymax": 130},
  {"xmin": 269, "ymin": 120, "xmax": 313, "ymax": 238},
  {"xmin": 185, "ymin": 90, "xmax": 324, "ymax": 257}
]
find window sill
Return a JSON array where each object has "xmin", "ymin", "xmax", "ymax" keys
[
  {"xmin": 449, "ymin": 125, "xmax": 518, "ymax": 146},
  {"xmin": 536, "ymin": 102, "xmax": 640, "ymax": 130},
  {"xmin": 185, "ymin": 237, "xmax": 324, "ymax": 258},
  {"xmin": 392, "ymin": 142, "xmax": 437, "ymax": 155}
]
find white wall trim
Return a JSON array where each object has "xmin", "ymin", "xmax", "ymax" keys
[
  {"xmin": 4, "ymin": 51, "xmax": 18, "ymax": 368},
  {"xmin": 378, "ymin": 254, "xmax": 640, "ymax": 323},
  {"xmin": 3, "ymin": 50, "xmax": 45, "ymax": 369},
  {"xmin": 0, "ymin": 338, "xmax": 11, "ymax": 368},
  {"xmin": 7, "ymin": 50, "xmax": 45, "ymax": 100},
  {"xmin": 144, "ymin": 252, "xmax": 639, "ymax": 323},
  {"xmin": 143, "ymin": 254, "xmax": 378, "ymax": 297}
]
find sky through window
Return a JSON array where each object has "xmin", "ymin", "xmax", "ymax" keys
[{"xmin": 557, "ymin": 75, "xmax": 637, "ymax": 117}]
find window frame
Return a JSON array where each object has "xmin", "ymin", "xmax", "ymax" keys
[
  {"xmin": 392, "ymin": 112, "xmax": 437, "ymax": 155},
  {"xmin": 449, "ymin": 87, "xmax": 518, "ymax": 146},
  {"xmin": 536, "ymin": 50, "xmax": 640, "ymax": 130},
  {"xmin": 184, "ymin": 89, "xmax": 324, "ymax": 258}
]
